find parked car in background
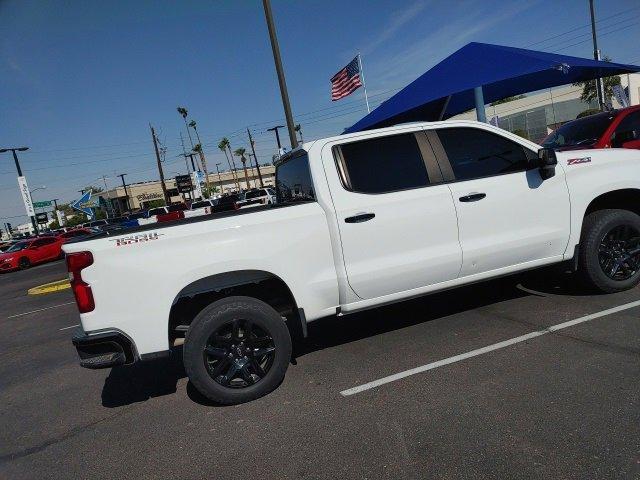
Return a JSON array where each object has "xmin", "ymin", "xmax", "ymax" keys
[
  {"xmin": 147, "ymin": 206, "xmax": 168, "ymax": 217},
  {"xmin": 241, "ymin": 188, "xmax": 277, "ymax": 207},
  {"xmin": 57, "ymin": 228, "xmax": 94, "ymax": 243},
  {"xmin": 543, "ymin": 105, "xmax": 640, "ymax": 151},
  {"xmin": 0, "ymin": 236, "xmax": 64, "ymax": 271},
  {"xmin": 212, "ymin": 194, "xmax": 241, "ymax": 212},
  {"xmin": 190, "ymin": 199, "xmax": 218, "ymax": 210}
]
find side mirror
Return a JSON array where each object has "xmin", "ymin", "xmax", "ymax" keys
[
  {"xmin": 537, "ymin": 148, "xmax": 557, "ymax": 180},
  {"xmin": 621, "ymin": 139, "xmax": 640, "ymax": 150}
]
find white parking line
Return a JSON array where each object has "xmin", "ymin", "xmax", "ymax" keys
[
  {"xmin": 59, "ymin": 324, "xmax": 80, "ymax": 331},
  {"xmin": 6, "ymin": 302, "xmax": 76, "ymax": 319},
  {"xmin": 340, "ymin": 299, "xmax": 640, "ymax": 397}
]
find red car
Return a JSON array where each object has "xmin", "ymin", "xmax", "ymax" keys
[
  {"xmin": 0, "ymin": 236, "xmax": 64, "ymax": 271},
  {"xmin": 542, "ymin": 105, "xmax": 640, "ymax": 151}
]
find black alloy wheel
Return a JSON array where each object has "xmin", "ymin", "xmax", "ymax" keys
[
  {"xmin": 598, "ymin": 224, "xmax": 640, "ymax": 281},
  {"xmin": 18, "ymin": 257, "xmax": 30, "ymax": 269},
  {"xmin": 203, "ymin": 319, "xmax": 276, "ymax": 388}
]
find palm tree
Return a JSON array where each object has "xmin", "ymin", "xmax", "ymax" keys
[
  {"xmin": 176, "ymin": 106, "xmax": 195, "ymax": 148},
  {"xmin": 188, "ymin": 120, "xmax": 210, "ymax": 192},
  {"xmin": 218, "ymin": 138, "xmax": 240, "ymax": 190},
  {"xmin": 295, "ymin": 124, "xmax": 303, "ymax": 143},
  {"xmin": 234, "ymin": 147, "xmax": 251, "ymax": 190}
]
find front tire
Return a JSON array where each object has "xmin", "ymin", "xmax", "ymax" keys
[
  {"xmin": 18, "ymin": 257, "xmax": 31, "ymax": 270},
  {"xmin": 183, "ymin": 296, "xmax": 292, "ymax": 405},
  {"xmin": 579, "ymin": 209, "xmax": 640, "ymax": 293}
]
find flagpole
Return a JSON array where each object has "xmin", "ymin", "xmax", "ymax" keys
[{"xmin": 357, "ymin": 53, "xmax": 371, "ymax": 113}]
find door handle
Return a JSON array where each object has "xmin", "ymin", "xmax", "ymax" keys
[
  {"xmin": 344, "ymin": 213, "xmax": 375, "ymax": 223},
  {"xmin": 459, "ymin": 193, "xmax": 486, "ymax": 202}
]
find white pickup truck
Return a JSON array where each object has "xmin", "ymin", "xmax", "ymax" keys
[{"xmin": 65, "ymin": 120, "xmax": 640, "ymax": 404}]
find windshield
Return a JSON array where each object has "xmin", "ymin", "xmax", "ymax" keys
[
  {"xmin": 6, "ymin": 241, "xmax": 29, "ymax": 253},
  {"xmin": 543, "ymin": 112, "xmax": 614, "ymax": 148},
  {"xmin": 244, "ymin": 190, "xmax": 265, "ymax": 199}
]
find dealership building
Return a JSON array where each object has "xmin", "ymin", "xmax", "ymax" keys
[
  {"xmin": 95, "ymin": 165, "xmax": 275, "ymax": 213},
  {"xmin": 453, "ymin": 73, "xmax": 640, "ymax": 144}
]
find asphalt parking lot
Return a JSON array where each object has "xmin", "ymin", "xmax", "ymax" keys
[{"xmin": 1, "ymin": 261, "xmax": 639, "ymax": 479}]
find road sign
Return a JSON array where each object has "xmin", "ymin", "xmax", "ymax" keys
[
  {"xmin": 56, "ymin": 209, "xmax": 67, "ymax": 227},
  {"xmin": 192, "ymin": 171, "xmax": 203, "ymax": 199},
  {"xmin": 17, "ymin": 176, "xmax": 35, "ymax": 217},
  {"xmin": 70, "ymin": 190, "xmax": 95, "ymax": 218},
  {"xmin": 175, "ymin": 175, "xmax": 193, "ymax": 194},
  {"xmin": 35, "ymin": 212, "xmax": 48, "ymax": 224},
  {"xmin": 33, "ymin": 200, "xmax": 52, "ymax": 208}
]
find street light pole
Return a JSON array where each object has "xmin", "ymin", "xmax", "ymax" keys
[
  {"xmin": 262, "ymin": 0, "xmax": 298, "ymax": 150},
  {"xmin": 0, "ymin": 146, "xmax": 38, "ymax": 234},
  {"xmin": 117, "ymin": 173, "xmax": 130, "ymax": 212},
  {"xmin": 267, "ymin": 125, "xmax": 284, "ymax": 151},
  {"xmin": 589, "ymin": 0, "xmax": 606, "ymax": 110}
]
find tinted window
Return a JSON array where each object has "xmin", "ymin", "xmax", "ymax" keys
[
  {"xmin": 245, "ymin": 190, "xmax": 265, "ymax": 199},
  {"xmin": 6, "ymin": 241, "xmax": 29, "ymax": 252},
  {"xmin": 338, "ymin": 133, "xmax": 429, "ymax": 193},
  {"xmin": 438, "ymin": 128, "xmax": 530, "ymax": 181},
  {"xmin": 167, "ymin": 204, "xmax": 187, "ymax": 212},
  {"xmin": 218, "ymin": 194, "xmax": 239, "ymax": 205},
  {"xmin": 542, "ymin": 112, "xmax": 613, "ymax": 148},
  {"xmin": 191, "ymin": 201, "xmax": 210, "ymax": 209},
  {"xmin": 612, "ymin": 111, "xmax": 640, "ymax": 147},
  {"xmin": 275, "ymin": 154, "xmax": 315, "ymax": 203}
]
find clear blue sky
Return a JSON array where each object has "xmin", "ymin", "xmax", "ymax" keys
[{"xmin": 1, "ymin": 0, "xmax": 639, "ymax": 223}]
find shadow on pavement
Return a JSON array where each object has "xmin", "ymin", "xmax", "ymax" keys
[{"xmin": 101, "ymin": 267, "xmax": 585, "ymax": 407}]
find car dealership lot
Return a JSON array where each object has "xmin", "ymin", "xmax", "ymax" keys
[{"xmin": 1, "ymin": 263, "xmax": 639, "ymax": 479}]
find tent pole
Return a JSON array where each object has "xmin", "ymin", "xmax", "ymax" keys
[
  {"xmin": 438, "ymin": 95, "xmax": 452, "ymax": 121},
  {"xmin": 474, "ymin": 86, "xmax": 487, "ymax": 123}
]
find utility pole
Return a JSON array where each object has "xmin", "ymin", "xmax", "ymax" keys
[
  {"xmin": 262, "ymin": 0, "xmax": 298, "ymax": 150},
  {"xmin": 180, "ymin": 132, "xmax": 191, "ymax": 174},
  {"xmin": 215, "ymin": 163, "xmax": 224, "ymax": 194},
  {"xmin": 150, "ymin": 124, "xmax": 170, "ymax": 205},
  {"xmin": 117, "ymin": 173, "xmax": 130, "ymax": 212},
  {"xmin": 589, "ymin": 0, "xmax": 606, "ymax": 110},
  {"xmin": 267, "ymin": 125, "xmax": 284, "ymax": 151},
  {"xmin": 0, "ymin": 147, "xmax": 38, "ymax": 234},
  {"xmin": 247, "ymin": 128, "xmax": 264, "ymax": 187}
]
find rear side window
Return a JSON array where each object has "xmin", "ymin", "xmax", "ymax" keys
[
  {"xmin": 275, "ymin": 154, "xmax": 315, "ymax": 203},
  {"xmin": 612, "ymin": 111, "xmax": 640, "ymax": 147},
  {"xmin": 437, "ymin": 128, "xmax": 531, "ymax": 181},
  {"xmin": 336, "ymin": 133, "xmax": 429, "ymax": 194}
]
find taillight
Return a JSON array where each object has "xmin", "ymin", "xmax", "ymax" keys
[
  {"xmin": 232, "ymin": 202, "xmax": 240, "ymax": 210},
  {"xmin": 66, "ymin": 251, "xmax": 95, "ymax": 313}
]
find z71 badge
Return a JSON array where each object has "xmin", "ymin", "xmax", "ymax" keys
[
  {"xmin": 110, "ymin": 232, "xmax": 163, "ymax": 247},
  {"xmin": 567, "ymin": 157, "xmax": 591, "ymax": 165}
]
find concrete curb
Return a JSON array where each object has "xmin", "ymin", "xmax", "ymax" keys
[{"xmin": 28, "ymin": 279, "xmax": 71, "ymax": 295}]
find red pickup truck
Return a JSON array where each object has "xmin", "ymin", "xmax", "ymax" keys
[{"xmin": 543, "ymin": 105, "xmax": 640, "ymax": 151}]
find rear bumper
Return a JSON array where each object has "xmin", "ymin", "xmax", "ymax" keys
[{"xmin": 72, "ymin": 328, "xmax": 138, "ymax": 369}]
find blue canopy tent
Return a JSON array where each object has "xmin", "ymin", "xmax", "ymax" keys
[{"xmin": 344, "ymin": 42, "xmax": 640, "ymax": 133}]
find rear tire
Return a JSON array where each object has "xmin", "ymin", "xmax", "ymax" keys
[
  {"xmin": 183, "ymin": 296, "xmax": 292, "ymax": 405},
  {"xmin": 18, "ymin": 257, "xmax": 30, "ymax": 270},
  {"xmin": 579, "ymin": 209, "xmax": 640, "ymax": 293}
]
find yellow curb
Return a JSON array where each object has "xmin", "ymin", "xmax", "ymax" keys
[{"xmin": 28, "ymin": 279, "xmax": 71, "ymax": 295}]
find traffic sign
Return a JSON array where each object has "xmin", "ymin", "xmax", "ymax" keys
[
  {"xmin": 33, "ymin": 200, "xmax": 52, "ymax": 208},
  {"xmin": 35, "ymin": 212, "xmax": 48, "ymax": 224},
  {"xmin": 70, "ymin": 190, "xmax": 95, "ymax": 218}
]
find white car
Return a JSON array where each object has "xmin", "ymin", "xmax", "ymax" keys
[
  {"xmin": 65, "ymin": 120, "xmax": 640, "ymax": 404},
  {"xmin": 240, "ymin": 188, "xmax": 276, "ymax": 207}
]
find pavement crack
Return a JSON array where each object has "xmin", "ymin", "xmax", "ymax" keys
[{"xmin": 0, "ymin": 405, "xmax": 136, "ymax": 464}]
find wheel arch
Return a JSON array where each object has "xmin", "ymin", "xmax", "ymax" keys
[
  {"xmin": 584, "ymin": 188, "xmax": 640, "ymax": 218},
  {"xmin": 168, "ymin": 270, "xmax": 305, "ymax": 346}
]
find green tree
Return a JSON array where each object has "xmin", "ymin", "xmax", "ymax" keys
[
  {"xmin": 573, "ymin": 56, "xmax": 621, "ymax": 104},
  {"xmin": 234, "ymin": 147, "xmax": 251, "ymax": 190},
  {"xmin": 576, "ymin": 108, "xmax": 601, "ymax": 119},
  {"xmin": 218, "ymin": 137, "xmax": 240, "ymax": 190}
]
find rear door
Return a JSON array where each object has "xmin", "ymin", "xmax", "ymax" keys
[
  {"xmin": 432, "ymin": 126, "xmax": 570, "ymax": 277},
  {"xmin": 323, "ymin": 130, "xmax": 462, "ymax": 300}
]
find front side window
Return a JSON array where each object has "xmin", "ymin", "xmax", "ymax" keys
[
  {"xmin": 275, "ymin": 153, "xmax": 315, "ymax": 204},
  {"xmin": 612, "ymin": 111, "xmax": 640, "ymax": 147},
  {"xmin": 437, "ymin": 128, "xmax": 531, "ymax": 181},
  {"xmin": 542, "ymin": 112, "xmax": 613, "ymax": 148},
  {"xmin": 336, "ymin": 133, "xmax": 429, "ymax": 194}
]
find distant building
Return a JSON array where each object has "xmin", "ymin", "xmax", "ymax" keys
[
  {"xmin": 454, "ymin": 73, "xmax": 640, "ymax": 144},
  {"xmin": 95, "ymin": 166, "xmax": 275, "ymax": 214}
]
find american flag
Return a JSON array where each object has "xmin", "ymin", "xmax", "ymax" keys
[{"xmin": 330, "ymin": 56, "xmax": 362, "ymax": 101}]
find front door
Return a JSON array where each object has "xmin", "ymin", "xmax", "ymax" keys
[
  {"xmin": 323, "ymin": 130, "xmax": 462, "ymax": 300},
  {"xmin": 433, "ymin": 126, "xmax": 571, "ymax": 277}
]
